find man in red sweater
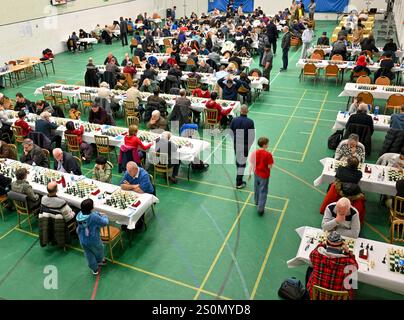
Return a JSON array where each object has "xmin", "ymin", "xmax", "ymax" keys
[
  {"xmin": 14, "ymin": 110, "xmax": 32, "ymax": 138},
  {"xmin": 205, "ymin": 92, "xmax": 232, "ymax": 127}
]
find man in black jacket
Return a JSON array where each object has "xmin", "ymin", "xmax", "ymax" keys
[
  {"xmin": 20, "ymin": 138, "xmax": 49, "ymax": 168},
  {"xmin": 53, "ymin": 148, "xmax": 82, "ymax": 175},
  {"xmin": 280, "ymin": 26, "xmax": 291, "ymax": 71},
  {"xmin": 14, "ymin": 93, "xmax": 34, "ymax": 112},
  {"xmin": 346, "ymin": 103, "xmax": 374, "ymax": 136},
  {"xmin": 266, "ymin": 18, "xmax": 278, "ymax": 55},
  {"xmin": 317, "ymin": 32, "xmax": 330, "ymax": 46},
  {"xmin": 229, "ymin": 104, "xmax": 255, "ymax": 189},
  {"xmin": 335, "ymin": 156, "xmax": 362, "ymax": 184},
  {"xmin": 35, "ymin": 111, "xmax": 62, "ymax": 148},
  {"xmin": 119, "ymin": 17, "xmax": 128, "ymax": 46}
]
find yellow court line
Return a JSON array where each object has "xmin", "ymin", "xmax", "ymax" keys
[
  {"xmin": 156, "ymin": 183, "xmax": 283, "ymax": 213},
  {"xmin": 275, "ymin": 165, "xmax": 326, "ymax": 195},
  {"xmin": 0, "ymin": 217, "xmax": 30, "ymax": 241},
  {"xmin": 250, "ymin": 111, "xmax": 334, "ymax": 122},
  {"xmin": 271, "ymin": 86, "xmax": 329, "ymax": 93},
  {"xmin": 276, "ymin": 149, "xmax": 304, "ymax": 155},
  {"xmin": 364, "ymin": 222, "xmax": 390, "ymax": 243},
  {"xmin": 272, "ymin": 90, "xmax": 308, "ymax": 155},
  {"xmin": 251, "ymin": 105, "xmax": 338, "ymax": 115},
  {"xmin": 250, "ymin": 199, "xmax": 290, "ymax": 299},
  {"xmin": 264, "ymin": 94, "xmax": 342, "ymax": 105},
  {"xmin": 175, "ymin": 177, "xmax": 288, "ymax": 201},
  {"xmin": 13, "ymin": 228, "xmax": 232, "ymax": 300},
  {"xmin": 301, "ymin": 91, "xmax": 329, "ymax": 163},
  {"xmin": 193, "ymin": 192, "xmax": 253, "ymax": 300},
  {"xmin": 273, "ymin": 156, "xmax": 302, "ymax": 163}
]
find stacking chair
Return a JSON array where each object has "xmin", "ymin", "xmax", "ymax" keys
[
  {"xmin": 312, "ymin": 49, "xmax": 325, "ymax": 59},
  {"xmin": 94, "ymin": 135, "xmax": 118, "ymax": 162},
  {"xmin": 356, "ymin": 92, "xmax": 374, "ymax": 106},
  {"xmin": 74, "ymin": 156, "xmax": 82, "ymax": 168},
  {"xmin": 324, "ymin": 64, "xmax": 340, "ymax": 85},
  {"xmin": 65, "ymin": 134, "xmax": 81, "ymax": 157},
  {"xmin": 185, "ymin": 58, "xmax": 196, "ymax": 71},
  {"xmin": 356, "ymin": 75, "xmax": 372, "ymax": 84},
  {"xmin": 42, "ymin": 89, "xmax": 55, "ymax": 105},
  {"xmin": 390, "ymin": 219, "xmax": 404, "ymax": 244},
  {"xmin": 79, "ymin": 92, "xmax": 93, "ymax": 114},
  {"xmin": 126, "ymin": 115, "xmax": 139, "ymax": 127},
  {"xmin": 7, "ymin": 191, "xmax": 40, "ymax": 232},
  {"xmin": 290, "ymin": 36, "xmax": 301, "ymax": 49},
  {"xmin": 163, "ymin": 38, "xmax": 172, "ymax": 49},
  {"xmin": 166, "ymin": 47, "xmax": 174, "ymax": 55},
  {"xmin": 11, "ymin": 125, "xmax": 25, "ymax": 145},
  {"xmin": 312, "ymin": 285, "xmax": 349, "ymax": 300},
  {"xmin": 375, "ymin": 76, "xmax": 391, "ymax": 85},
  {"xmin": 185, "ymin": 77, "xmax": 200, "ymax": 94},
  {"xmin": 149, "ymin": 151, "xmax": 173, "ymax": 186},
  {"xmin": 123, "ymin": 73, "xmax": 134, "ymax": 88},
  {"xmin": 385, "ymin": 94, "xmax": 404, "ymax": 115},
  {"xmin": 331, "ymin": 54, "xmax": 343, "ymax": 61},
  {"xmin": 0, "ymin": 193, "xmax": 9, "ymax": 221},
  {"xmin": 204, "ymin": 108, "xmax": 219, "ymax": 130},
  {"xmin": 100, "ymin": 224, "xmax": 124, "ymax": 263},
  {"xmin": 123, "ymin": 100, "xmax": 140, "ymax": 119},
  {"xmin": 302, "ymin": 64, "xmax": 318, "ymax": 83},
  {"xmin": 53, "ymin": 91, "xmax": 71, "ymax": 112},
  {"xmin": 132, "ymin": 55, "xmax": 141, "ymax": 68},
  {"xmin": 390, "ymin": 196, "xmax": 404, "ymax": 224}
]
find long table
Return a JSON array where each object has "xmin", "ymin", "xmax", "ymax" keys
[
  {"xmin": 0, "ymin": 159, "xmax": 158, "ymax": 230},
  {"xmin": 314, "ymin": 157, "xmax": 401, "ymax": 196},
  {"xmin": 287, "ymin": 226, "xmax": 404, "ymax": 296},
  {"xmin": 95, "ymin": 65, "xmax": 269, "ymax": 90},
  {"xmin": 307, "ymin": 46, "xmax": 404, "ymax": 59},
  {"xmin": 339, "ymin": 83, "xmax": 404, "ymax": 100},
  {"xmin": 332, "ymin": 111, "xmax": 390, "ymax": 132},
  {"xmin": 34, "ymin": 83, "xmax": 242, "ymax": 118},
  {"xmin": 6, "ymin": 111, "xmax": 210, "ymax": 162}
]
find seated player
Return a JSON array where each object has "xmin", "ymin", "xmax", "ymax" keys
[
  {"xmin": 53, "ymin": 148, "xmax": 82, "ymax": 176},
  {"xmin": 20, "ymin": 138, "xmax": 49, "ymax": 168},
  {"xmin": 41, "ymin": 181, "xmax": 76, "ymax": 223},
  {"xmin": 11, "ymin": 168, "xmax": 41, "ymax": 210},
  {"xmin": 155, "ymin": 131, "xmax": 180, "ymax": 184},
  {"xmin": 124, "ymin": 124, "xmax": 153, "ymax": 165},
  {"xmin": 69, "ymin": 103, "xmax": 81, "ymax": 120},
  {"xmin": 65, "ymin": 121, "xmax": 93, "ymax": 164},
  {"xmin": 205, "ymin": 92, "xmax": 232, "ymax": 128},
  {"xmin": 0, "ymin": 171, "xmax": 11, "ymax": 196},
  {"xmin": 146, "ymin": 110, "xmax": 168, "ymax": 133},
  {"xmin": 390, "ymin": 105, "xmax": 404, "ymax": 130},
  {"xmin": 120, "ymin": 161, "xmax": 154, "ymax": 194},
  {"xmin": 14, "ymin": 110, "xmax": 32, "ymax": 138},
  {"xmin": 347, "ymin": 96, "xmax": 363, "ymax": 115},
  {"xmin": 92, "ymin": 156, "xmax": 113, "ymax": 183},
  {"xmin": 0, "ymin": 140, "xmax": 16, "ymax": 160},
  {"xmin": 322, "ymin": 197, "xmax": 361, "ymax": 238},
  {"xmin": 376, "ymin": 148, "xmax": 404, "ymax": 170},
  {"xmin": 335, "ymin": 134, "xmax": 365, "ymax": 163},
  {"xmin": 35, "ymin": 111, "xmax": 62, "ymax": 149},
  {"xmin": 345, "ymin": 103, "xmax": 374, "ymax": 136},
  {"xmin": 306, "ymin": 231, "xmax": 358, "ymax": 300}
]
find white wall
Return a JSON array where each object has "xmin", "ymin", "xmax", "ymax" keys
[{"xmin": 0, "ymin": 1, "xmax": 157, "ymax": 61}]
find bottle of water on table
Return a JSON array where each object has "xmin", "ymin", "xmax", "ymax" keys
[{"xmin": 374, "ymin": 105, "xmax": 379, "ymax": 116}]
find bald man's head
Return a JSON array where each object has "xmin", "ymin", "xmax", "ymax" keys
[
  {"xmin": 47, "ymin": 181, "xmax": 58, "ymax": 195},
  {"xmin": 126, "ymin": 161, "xmax": 139, "ymax": 177},
  {"xmin": 53, "ymin": 148, "xmax": 63, "ymax": 161}
]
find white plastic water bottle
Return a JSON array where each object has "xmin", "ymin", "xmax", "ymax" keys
[{"xmin": 374, "ymin": 106, "xmax": 379, "ymax": 116}]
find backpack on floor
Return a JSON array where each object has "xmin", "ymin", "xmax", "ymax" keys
[{"xmin": 278, "ymin": 277, "xmax": 307, "ymax": 300}]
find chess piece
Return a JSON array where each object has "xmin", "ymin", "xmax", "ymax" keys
[
  {"xmin": 366, "ymin": 244, "xmax": 369, "ymax": 250},
  {"xmin": 370, "ymin": 245, "xmax": 373, "ymax": 251},
  {"xmin": 382, "ymin": 256, "xmax": 386, "ymax": 264},
  {"xmin": 360, "ymin": 242, "xmax": 363, "ymax": 248}
]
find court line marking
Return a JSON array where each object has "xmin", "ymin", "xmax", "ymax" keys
[
  {"xmin": 364, "ymin": 222, "xmax": 390, "ymax": 243},
  {"xmin": 12, "ymin": 228, "xmax": 232, "ymax": 300},
  {"xmin": 0, "ymin": 218, "xmax": 30, "ymax": 241},
  {"xmin": 250, "ymin": 198, "xmax": 290, "ymax": 299},
  {"xmin": 276, "ymin": 149, "xmax": 304, "ymax": 155},
  {"xmin": 301, "ymin": 91, "xmax": 329, "ymax": 162},
  {"xmin": 249, "ymin": 110, "xmax": 335, "ymax": 122},
  {"xmin": 271, "ymin": 90, "xmax": 308, "ymax": 155},
  {"xmin": 193, "ymin": 192, "xmax": 253, "ymax": 300},
  {"xmin": 156, "ymin": 183, "xmax": 282, "ymax": 213},
  {"xmin": 274, "ymin": 156, "xmax": 302, "ymax": 163}
]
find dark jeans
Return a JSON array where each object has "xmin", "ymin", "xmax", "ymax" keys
[
  {"xmin": 235, "ymin": 146, "xmax": 250, "ymax": 186},
  {"xmin": 121, "ymin": 33, "xmax": 128, "ymax": 46},
  {"xmin": 169, "ymin": 163, "xmax": 180, "ymax": 177},
  {"xmin": 263, "ymin": 67, "xmax": 271, "ymax": 91},
  {"xmin": 282, "ymin": 48, "xmax": 289, "ymax": 69},
  {"xmin": 269, "ymin": 38, "xmax": 277, "ymax": 54}
]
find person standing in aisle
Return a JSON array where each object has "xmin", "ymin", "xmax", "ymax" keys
[
  {"xmin": 119, "ymin": 17, "xmax": 128, "ymax": 46},
  {"xmin": 308, "ymin": 0, "xmax": 316, "ymax": 21},
  {"xmin": 266, "ymin": 18, "xmax": 278, "ymax": 55},
  {"xmin": 229, "ymin": 105, "xmax": 255, "ymax": 189},
  {"xmin": 248, "ymin": 137, "xmax": 274, "ymax": 215},
  {"xmin": 280, "ymin": 26, "xmax": 291, "ymax": 71},
  {"xmin": 300, "ymin": 23, "xmax": 314, "ymax": 59},
  {"xmin": 261, "ymin": 45, "xmax": 273, "ymax": 91}
]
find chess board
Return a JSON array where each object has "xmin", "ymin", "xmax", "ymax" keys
[
  {"xmin": 102, "ymin": 127, "xmax": 127, "ymax": 137},
  {"xmin": 0, "ymin": 162, "xmax": 31, "ymax": 179},
  {"xmin": 44, "ymin": 85, "xmax": 62, "ymax": 90},
  {"xmin": 171, "ymin": 136, "xmax": 193, "ymax": 148},
  {"xmin": 387, "ymin": 169, "xmax": 404, "ymax": 182},
  {"xmin": 138, "ymin": 131, "xmax": 159, "ymax": 143},
  {"xmin": 330, "ymin": 160, "xmax": 364, "ymax": 172},
  {"xmin": 387, "ymin": 248, "xmax": 404, "ymax": 274},
  {"xmin": 85, "ymin": 88, "xmax": 98, "ymax": 94},
  {"xmin": 84, "ymin": 123, "xmax": 101, "ymax": 132},
  {"xmin": 104, "ymin": 189, "xmax": 139, "ymax": 210},
  {"xmin": 64, "ymin": 180, "xmax": 98, "ymax": 198},
  {"xmin": 31, "ymin": 169, "xmax": 62, "ymax": 185},
  {"xmin": 318, "ymin": 232, "xmax": 355, "ymax": 253},
  {"xmin": 355, "ymin": 84, "xmax": 377, "ymax": 90},
  {"xmin": 61, "ymin": 86, "xmax": 79, "ymax": 91},
  {"xmin": 7, "ymin": 111, "xmax": 18, "ymax": 119},
  {"xmin": 384, "ymin": 86, "xmax": 404, "ymax": 93}
]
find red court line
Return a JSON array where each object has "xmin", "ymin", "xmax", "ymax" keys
[{"xmin": 91, "ymin": 269, "xmax": 101, "ymax": 300}]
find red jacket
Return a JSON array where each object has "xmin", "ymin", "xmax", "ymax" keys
[
  {"xmin": 192, "ymin": 88, "xmax": 211, "ymax": 99},
  {"xmin": 65, "ymin": 125, "xmax": 84, "ymax": 145},
  {"xmin": 205, "ymin": 100, "xmax": 231, "ymax": 122},
  {"xmin": 124, "ymin": 135, "xmax": 152, "ymax": 151},
  {"xmin": 123, "ymin": 66, "xmax": 137, "ymax": 76},
  {"xmin": 15, "ymin": 119, "xmax": 32, "ymax": 137}
]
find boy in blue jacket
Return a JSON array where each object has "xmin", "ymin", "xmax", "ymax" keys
[{"xmin": 76, "ymin": 199, "xmax": 109, "ymax": 275}]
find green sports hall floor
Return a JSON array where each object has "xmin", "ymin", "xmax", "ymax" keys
[{"xmin": 0, "ymin": 21, "xmax": 403, "ymax": 300}]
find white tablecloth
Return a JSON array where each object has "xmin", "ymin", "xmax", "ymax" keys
[
  {"xmin": 338, "ymin": 83, "xmax": 404, "ymax": 100},
  {"xmin": 314, "ymin": 157, "xmax": 400, "ymax": 196},
  {"xmin": 297, "ymin": 59, "xmax": 404, "ymax": 73},
  {"xmin": 332, "ymin": 111, "xmax": 390, "ymax": 131},
  {"xmin": 6, "ymin": 110, "xmax": 210, "ymax": 162},
  {"xmin": 287, "ymin": 226, "xmax": 404, "ymax": 295},
  {"xmin": 307, "ymin": 46, "xmax": 404, "ymax": 59},
  {"xmin": 0, "ymin": 159, "xmax": 158, "ymax": 229},
  {"xmin": 77, "ymin": 38, "xmax": 98, "ymax": 44}
]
